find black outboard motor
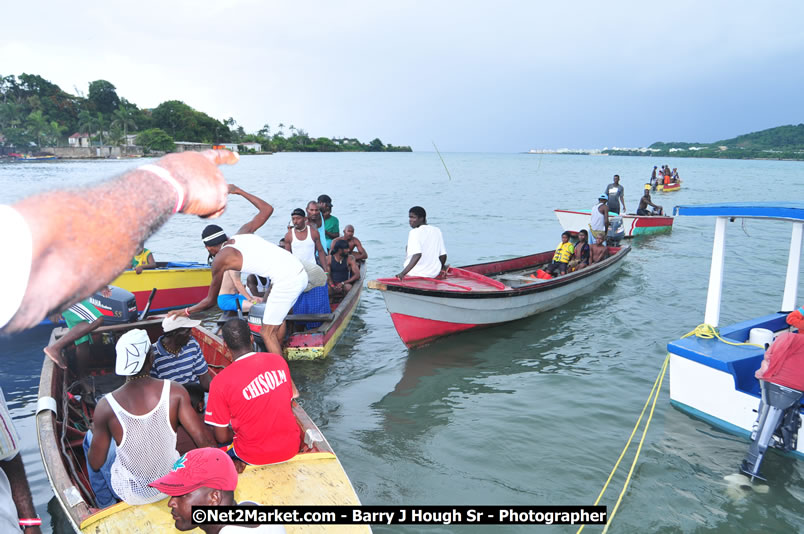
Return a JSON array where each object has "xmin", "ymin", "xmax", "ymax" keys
[
  {"xmin": 87, "ymin": 286, "xmax": 138, "ymax": 325},
  {"xmin": 740, "ymin": 380, "xmax": 803, "ymax": 481}
]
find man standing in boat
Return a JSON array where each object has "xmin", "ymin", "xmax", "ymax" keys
[
  {"xmin": 170, "ymin": 186, "xmax": 308, "ymax": 356},
  {"xmin": 396, "ymin": 206, "xmax": 448, "ymax": 280},
  {"xmin": 590, "ymin": 195, "xmax": 610, "ymax": 244},
  {"xmin": 283, "ymin": 208, "xmax": 327, "ymax": 264},
  {"xmin": 604, "ymin": 174, "xmax": 627, "ymax": 215}
]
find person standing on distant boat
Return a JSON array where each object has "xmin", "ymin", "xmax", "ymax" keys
[
  {"xmin": 590, "ymin": 195, "xmax": 610, "ymax": 244},
  {"xmin": 396, "ymin": 206, "xmax": 447, "ymax": 280},
  {"xmin": 649, "ymin": 166, "xmax": 658, "ymax": 190},
  {"xmin": 604, "ymin": 174, "xmax": 626, "ymax": 215}
]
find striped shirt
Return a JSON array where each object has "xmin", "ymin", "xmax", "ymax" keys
[
  {"xmin": 150, "ymin": 337, "xmax": 208, "ymax": 385},
  {"xmin": 0, "ymin": 388, "xmax": 20, "ymax": 461}
]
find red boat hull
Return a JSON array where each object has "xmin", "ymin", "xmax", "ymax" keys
[{"xmin": 390, "ymin": 313, "xmax": 478, "ymax": 347}]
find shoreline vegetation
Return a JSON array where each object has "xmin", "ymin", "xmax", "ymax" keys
[
  {"xmin": 529, "ymin": 124, "xmax": 804, "ymax": 161},
  {"xmin": 0, "ymin": 73, "xmax": 411, "ymax": 157}
]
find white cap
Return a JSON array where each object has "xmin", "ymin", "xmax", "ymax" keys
[
  {"xmin": 162, "ymin": 315, "xmax": 201, "ymax": 333},
  {"xmin": 115, "ymin": 329, "xmax": 151, "ymax": 376}
]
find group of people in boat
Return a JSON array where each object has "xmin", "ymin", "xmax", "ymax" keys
[{"xmin": 649, "ymin": 164, "xmax": 680, "ymax": 190}]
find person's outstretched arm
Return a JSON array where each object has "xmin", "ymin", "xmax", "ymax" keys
[
  {"xmin": 3, "ymin": 150, "xmax": 237, "ymax": 334},
  {"xmin": 231, "ymin": 185, "xmax": 274, "ymax": 235}
]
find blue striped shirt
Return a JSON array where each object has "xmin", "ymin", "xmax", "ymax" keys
[{"xmin": 150, "ymin": 337, "xmax": 208, "ymax": 385}]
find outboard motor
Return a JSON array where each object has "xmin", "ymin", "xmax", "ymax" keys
[
  {"xmin": 740, "ymin": 380, "xmax": 803, "ymax": 481},
  {"xmin": 87, "ymin": 286, "xmax": 138, "ymax": 325},
  {"xmin": 606, "ymin": 216, "xmax": 625, "ymax": 245},
  {"xmin": 246, "ymin": 302, "xmax": 265, "ymax": 340}
]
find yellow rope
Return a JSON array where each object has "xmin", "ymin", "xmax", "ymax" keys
[
  {"xmin": 681, "ymin": 323, "xmax": 763, "ymax": 348},
  {"xmin": 576, "ymin": 353, "xmax": 669, "ymax": 534},
  {"xmin": 578, "ymin": 324, "xmax": 762, "ymax": 533},
  {"xmin": 601, "ymin": 354, "xmax": 669, "ymax": 534}
]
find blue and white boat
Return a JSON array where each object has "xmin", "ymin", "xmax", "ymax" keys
[{"xmin": 667, "ymin": 203, "xmax": 804, "ymax": 480}]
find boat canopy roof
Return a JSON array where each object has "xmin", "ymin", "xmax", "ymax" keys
[{"xmin": 674, "ymin": 202, "xmax": 804, "ymax": 222}]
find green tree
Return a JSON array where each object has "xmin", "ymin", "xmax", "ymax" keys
[
  {"xmin": 77, "ymin": 110, "xmax": 96, "ymax": 143},
  {"xmin": 111, "ymin": 106, "xmax": 137, "ymax": 144},
  {"xmin": 368, "ymin": 138, "xmax": 385, "ymax": 151},
  {"xmin": 88, "ymin": 80, "xmax": 120, "ymax": 114},
  {"xmin": 26, "ymin": 110, "xmax": 50, "ymax": 148},
  {"xmin": 135, "ymin": 128, "xmax": 175, "ymax": 153}
]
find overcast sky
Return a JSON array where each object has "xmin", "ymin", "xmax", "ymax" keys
[{"xmin": 3, "ymin": 1, "xmax": 803, "ymax": 152}]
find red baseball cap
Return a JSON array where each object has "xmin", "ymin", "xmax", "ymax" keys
[{"xmin": 150, "ymin": 448, "xmax": 237, "ymax": 496}]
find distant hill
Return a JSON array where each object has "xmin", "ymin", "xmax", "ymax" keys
[{"xmin": 605, "ymin": 124, "xmax": 804, "ymax": 160}]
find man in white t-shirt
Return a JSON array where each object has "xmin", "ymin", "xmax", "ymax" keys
[{"xmin": 396, "ymin": 206, "xmax": 448, "ymax": 280}]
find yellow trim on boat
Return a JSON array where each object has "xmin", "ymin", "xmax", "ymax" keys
[
  {"xmin": 285, "ymin": 296, "xmax": 360, "ymax": 361},
  {"xmin": 78, "ymin": 451, "xmax": 368, "ymax": 533},
  {"xmin": 110, "ymin": 267, "xmax": 211, "ymax": 293}
]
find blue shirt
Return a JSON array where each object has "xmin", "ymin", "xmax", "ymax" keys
[{"xmin": 150, "ymin": 336, "xmax": 208, "ymax": 384}]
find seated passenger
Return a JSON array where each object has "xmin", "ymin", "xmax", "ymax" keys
[
  {"xmin": 636, "ymin": 187, "xmax": 663, "ymax": 216},
  {"xmin": 544, "ymin": 231, "xmax": 574, "ymax": 276},
  {"xmin": 332, "ymin": 224, "xmax": 368, "ymax": 261},
  {"xmin": 175, "ymin": 383, "xmax": 214, "ymax": 456},
  {"xmin": 205, "ymin": 319, "xmax": 302, "ymax": 472},
  {"xmin": 568, "ymin": 229, "xmax": 591, "ymax": 272},
  {"xmin": 151, "ymin": 447, "xmax": 287, "ymax": 533},
  {"xmin": 151, "ymin": 316, "xmax": 212, "ymax": 391},
  {"xmin": 326, "ymin": 239, "xmax": 360, "ymax": 298},
  {"xmin": 132, "ymin": 245, "xmax": 156, "ymax": 275},
  {"xmin": 589, "ymin": 237, "xmax": 610, "ymax": 264},
  {"xmin": 217, "ymin": 270, "xmax": 257, "ymax": 313},
  {"xmin": 44, "ymin": 297, "xmax": 104, "ymax": 371},
  {"xmin": 85, "ymin": 329, "xmax": 214, "ymax": 507},
  {"xmin": 755, "ymin": 308, "xmax": 804, "ymax": 382},
  {"xmin": 247, "ymin": 274, "xmax": 269, "ymax": 300}
]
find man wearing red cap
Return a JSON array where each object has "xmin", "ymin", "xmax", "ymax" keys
[{"xmin": 150, "ymin": 447, "xmax": 285, "ymax": 533}]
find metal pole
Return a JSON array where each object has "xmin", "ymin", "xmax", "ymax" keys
[
  {"xmin": 781, "ymin": 222, "xmax": 803, "ymax": 312},
  {"xmin": 704, "ymin": 217, "xmax": 727, "ymax": 327}
]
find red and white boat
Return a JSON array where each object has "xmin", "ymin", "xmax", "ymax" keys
[
  {"xmin": 368, "ymin": 246, "xmax": 630, "ymax": 347},
  {"xmin": 554, "ymin": 208, "xmax": 674, "ymax": 238}
]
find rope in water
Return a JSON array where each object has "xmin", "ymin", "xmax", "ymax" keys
[
  {"xmin": 579, "ymin": 323, "xmax": 759, "ymax": 533},
  {"xmin": 576, "ymin": 353, "xmax": 669, "ymax": 534}
]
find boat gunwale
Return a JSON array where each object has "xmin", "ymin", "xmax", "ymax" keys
[{"xmin": 370, "ymin": 246, "xmax": 630, "ymax": 300}]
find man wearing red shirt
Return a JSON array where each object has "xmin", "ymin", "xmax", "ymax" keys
[{"xmin": 205, "ymin": 319, "xmax": 301, "ymax": 470}]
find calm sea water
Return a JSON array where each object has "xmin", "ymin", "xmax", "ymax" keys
[{"xmin": 2, "ymin": 153, "xmax": 804, "ymax": 533}]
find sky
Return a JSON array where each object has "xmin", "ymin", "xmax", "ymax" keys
[{"xmin": 3, "ymin": 1, "xmax": 804, "ymax": 152}]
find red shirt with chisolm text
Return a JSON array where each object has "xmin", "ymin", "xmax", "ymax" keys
[{"xmin": 205, "ymin": 352, "xmax": 301, "ymax": 465}]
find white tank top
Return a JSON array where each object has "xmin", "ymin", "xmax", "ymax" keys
[
  {"xmin": 107, "ymin": 380, "xmax": 179, "ymax": 505},
  {"xmin": 290, "ymin": 226, "xmax": 316, "ymax": 264},
  {"xmin": 225, "ymin": 234, "xmax": 304, "ymax": 282},
  {"xmin": 590, "ymin": 203, "xmax": 605, "ymax": 231}
]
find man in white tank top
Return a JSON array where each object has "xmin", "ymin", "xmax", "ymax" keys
[
  {"xmin": 282, "ymin": 208, "xmax": 326, "ymax": 264},
  {"xmin": 86, "ymin": 329, "xmax": 215, "ymax": 506},
  {"xmin": 169, "ymin": 187, "xmax": 308, "ymax": 356}
]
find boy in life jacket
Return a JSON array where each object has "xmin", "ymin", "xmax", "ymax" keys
[{"xmin": 544, "ymin": 231, "xmax": 575, "ymax": 276}]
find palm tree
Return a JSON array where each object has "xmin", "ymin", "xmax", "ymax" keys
[
  {"xmin": 77, "ymin": 110, "xmax": 95, "ymax": 145},
  {"xmin": 276, "ymin": 122, "xmax": 285, "ymax": 138},
  {"xmin": 96, "ymin": 112, "xmax": 106, "ymax": 146},
  {"xmin": 110, "ymin": 107, "xmax": 137, "ymax": 145},
  {"xmin": 26, "ymin": 110, "xmax": 50, "ymax": 148}
]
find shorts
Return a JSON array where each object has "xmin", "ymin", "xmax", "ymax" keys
[
  {"xmin": 262, "ymin": 269, "xmax": 308, "ymax": 326},
  {"xmin": 217, "ymin": 293, "xmax": 247, "ymax": 311},
  {"xmin": 62, "ymin": 300, "xmax": 103, "ymax": 345}
]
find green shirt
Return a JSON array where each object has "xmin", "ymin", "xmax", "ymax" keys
[{"xmin": 323, "ymin": 215, "xmax": 339, "ymax": 253}]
